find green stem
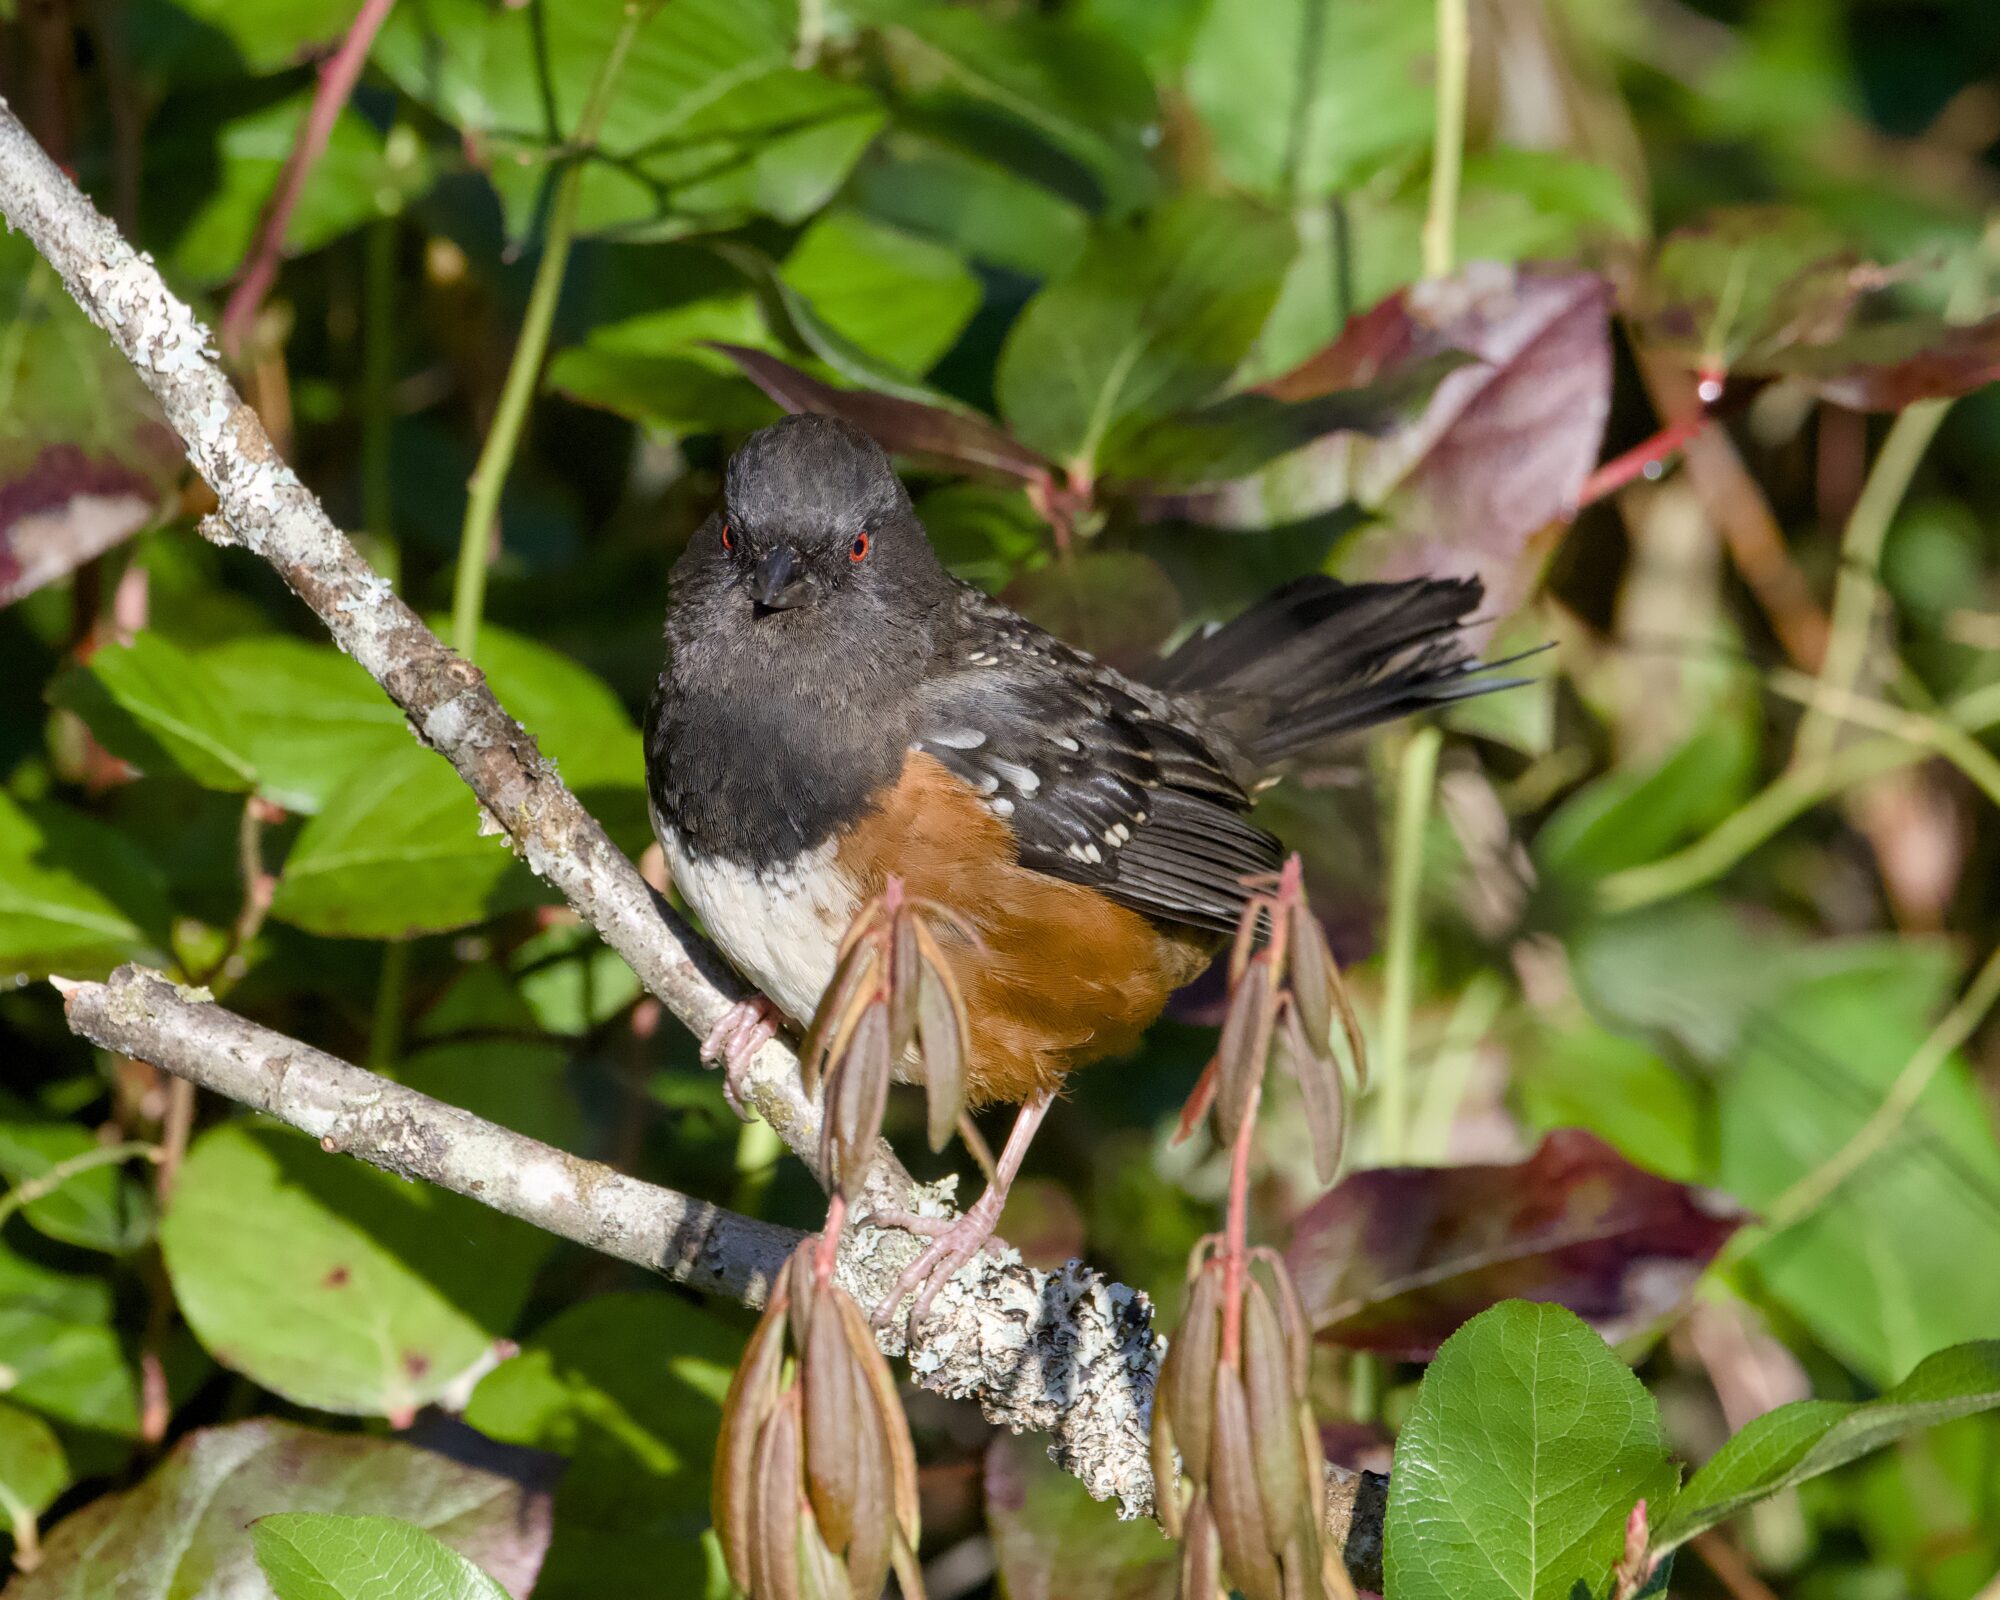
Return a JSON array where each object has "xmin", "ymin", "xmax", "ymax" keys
[
  {"xmin": 0, "ymin": 1141, "xmax": 161, "ymax": 1232},
  {"xmin": 1421, "ymin": 0, "xmax": 1469, "ymax": 280},
  {"xmin": 1599, "ymin": 682, "xmax": 2000, "ymax": 913},
  {"xmin": 368, "ymin": 939, "xmax": 411, "ymax": 1073},
  {"xmin": 451, "ymin": 3, "xmax": 652, "ymax": 659},
  {"xmin": 1411, "ymin": 971, "xmax": 1504, "ymax": 1164},
  {"xmin": 1377, "ymin": 726, "xmax": 1441, "ymax": 1162},
  {"xmin": 1792, "ymin": 399, "xmax": 1953, "ymax": 770},
  {"xmin": 362, "ymin": 210, "xmax": 397, "ymax": 585}
]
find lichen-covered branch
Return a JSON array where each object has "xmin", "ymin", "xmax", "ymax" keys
[
  {"xmin": 1, "ymin": 103, "xmax": 1383, "ymax": 1587},
  {"xmin": 55, "ymin": 967, "xmax": 1384, "ymax": 1586}
]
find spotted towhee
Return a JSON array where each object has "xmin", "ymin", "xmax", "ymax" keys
[{"xmin": 646, "ymin": 413, "xmax": 1512, "ymax": 1319}]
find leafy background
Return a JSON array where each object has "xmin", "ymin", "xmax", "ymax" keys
[{"xmin": 3, "ymin": 0, "xmax": 2000, "ymax": 1597}]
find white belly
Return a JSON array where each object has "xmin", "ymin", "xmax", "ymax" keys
[{"xmin": 656, "ymin": 819, "xmax": 860, "ymax": 1028}]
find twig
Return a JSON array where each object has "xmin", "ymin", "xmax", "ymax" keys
[
  {"xmin": 1598, "ymin": 681, "xmax": 2000, "ymax": 912},
  {"xmin": 54, "ymin": 966, "xmax": 1388, "ymax": 1588},
  {"xmin": 0, "ymin": 102, "xmax": 1392, "ymax": 1577},
  {"xmin": 452, "ymin": 0, "xmax": 652, "ymax": 658},
  {"xmin": 219, "ymin": 0, "xmax": 400, "ymax": 359},
  {"xmin": 1792, "ymin": 399, "xmax": 1954, "ymax": 770},
  {"xmin": 0, "ymin": 1138, "xmax": 161, "ymax": 1232}
]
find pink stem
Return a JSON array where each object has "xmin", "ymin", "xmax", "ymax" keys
[
  {"xmin": 1220, "ymin": 1079, "xmax": 1260, "ymax": 1366},
  {"xmin": 220, "ymin": 0, "xmax": 400, "ymax": 359},
  {"xmin": 1574, "ymin": 409, "xmax": 1713, "ymax": 510}
]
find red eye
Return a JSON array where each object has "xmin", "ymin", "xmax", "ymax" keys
[
  {"xmin": 850, "ymin": 531, "xmax": 870, "ymax": 563},
  {"xmin": 720, "ymin": 522, "xmax": 735, "ymax": 553}
]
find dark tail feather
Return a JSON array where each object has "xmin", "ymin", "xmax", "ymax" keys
[{"xmin": 1150, "ymin": 574, "xmax": 1521, "ymax": 764}]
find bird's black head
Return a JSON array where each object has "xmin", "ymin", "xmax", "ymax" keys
[{"xmin": 662, "ymin": 414, "xmax": 956, "ymax": 708}]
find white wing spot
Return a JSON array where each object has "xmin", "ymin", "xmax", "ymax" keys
[
  {"xmin": 991, "ymin": 759, "xmax": 1041, "ymax": 795},
  {"xmin": 929, "ymin": 728, "xmax": 987, "ymax": 750},
  {"xmin": 989, "ymin": 797, "xmax": 1015, "ymax": 817},
  {"xmin": 1049, "ymin": 733, "xmax": 1082, "ymax": 752}
]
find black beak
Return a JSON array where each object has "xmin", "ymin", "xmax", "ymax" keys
[{"xmin": 748, "ymin": 545, "xmax": 813, "ymax": 611}]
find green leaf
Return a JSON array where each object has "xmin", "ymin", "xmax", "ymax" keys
[
  {"xmin": 377, "ymin": 0, "xmax": 873, "ymax": 240},
  {"xmin": 255, "ymin": 1514, "xmax": 515, "ymax": 1600},
  {"xmin": 160, "ymin": 1124, "xmax": 548, "ymax": 1416},
  {"xmin": 0, "ymin": 1113, "xmax": 154, "ymax": 1253},
  {"xmin": 128, "ymin": 0, "xmax": 358, "ymax": 77},
  {"xmin": 1385, "ymin": 1301, "xmax": 1678, "ymax": 1600},
  {"xmin": 401, "ymin": 1039, "xmax": 584, "ymax": 1153},
  {"xmin": 0, "ymin": 792, "xmax": 170, "ymax": 979},
  {"xmin": 1002, "ymin": 552, "xmax": 1181, "ymax": 669},
  {"xmin": 146, "ymin": 92, "xmax": 429, "ymax": 288},
  {"xmin": 49, "ymin": 631, "xmax": 259, "ymax": 791},
  {"xmin": 854, "ymin": 0, "xmax": 1158, "ymax": 214},
  {"xmin": 1185, "ymin": 0, "xmax": 1436, "ymax": 202},
  {"xmin": 854, "ymin": 136, "xmax": 1087, "ymax": 279},
  {"xmin": 549, "ymin": 295, "xmax": 778, "ymax": 436},
  {"xmin": 1536, "ymin": 715, "xmax": 1759, "ymax": 886},
  {"xmin": 268, "ymin": 743, "xmax": 538, "ymax": 939},
  {"xmin": 1656, "ymin": 1341, "xmax": 2000, "ymax": 1553},
  {"xmin": 15, "ymin": 1418, "xmax": 550, "ymax": 1600},
  {"xmin": 780, "ymin": 210, "xmax": 981, "ymax": 377},
  {"xmin": 0, "ymin": 1399, "xmax": 69, "ymax": 1540},
  {"xmin": 1717, "ymin": 946, "xmax": 2000, "ymax": 1385},
  {"xmin": 1513, "ymin": 1024, "xmax": 1704, "ymax": 1186},
  {"xmin": 200, "ymin": 635, "xmax": 408, "ymax": 815},
  {"xmin": 465, "ymin": 1294, "xmax": 741, "ymax": 1594},
  {"xmin": 984, "ymin": 1432, "xmax": 1177, "ymax": 1600},
  {"xmin": 474, "ymin": 624, "xmax": 644, "ymax": 798},
  {"xmin": 0, "ymin": 1243, "xmax": 139, "ymax": 1437},
  {"xmin": 995, "ymin": 198, "xmax": 1296, "ymax": 469}
]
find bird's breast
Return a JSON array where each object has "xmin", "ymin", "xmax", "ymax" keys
[{"xmin": 655, "ymin": 813, "xmax": 860, "ymax": 1032}]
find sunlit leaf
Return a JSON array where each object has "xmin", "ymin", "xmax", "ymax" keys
[
  {"xmin": 1656, "ymin": 1340, "xmax": 2000, "ymax": 1553},
  {"xmin": 160, "ymin": 1124, "xmax": 547, "ymax": 1416},
  {"xmin": 1385, "ymin": 1301, "xmax": 1679, "ymax": 1600},
  {"xmin": 15, "ymin": 1419, "xmax": 551, "ymax": 1600},
  {"xmin": 254, "ymin": 1514, "xmax": 515, "ymax": 1600},
  {"xmin": 995, "ymin": 198, "xmax": 1296, "ymax": 470}
]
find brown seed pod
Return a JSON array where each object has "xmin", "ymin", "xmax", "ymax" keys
[
  {"xmin": 912, "ymin": 920, "xmax": 970, "ymax": 1152},
  {"xmin": 1179, "ymin": 1492, "xmax": 1226, "ymax": 1600},
  {"xmin": 1242, "ymin": 1279, "xmax": 1307, "ymax": 1545},
  {"xmin": 749, "ymin": 1389, "xmax": 805, "ymax": 1600},
  {"xmin": 714, "ymin": 1285, "xmax": 789, "ymax": 1591},
  {"xmin": 1214, "ymin": 957, "xmax": 1280, "ymax": 1148},
  {"xmin": 799, "ymin": 941, "xmax": 880, "ymax": 1095},
  {"xmin": 823, "ymin": 1002, "xmax": 891, "ymax": 1200},
  {"xmin": 1166, "ymin": 1258, "xmax": 1226, "ymax": 1491},
  {"xmin": 1278, "ymin": 996, "xmax": 1347, "ymax": 1187},
  {"xmin": 1208, "ymin": 1363, "xmax": 1282, "ymax": 1600}
]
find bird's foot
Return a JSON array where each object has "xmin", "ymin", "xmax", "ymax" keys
[
  {"xmin": 871, "ymin": 1183, "xmax": 1009, "ymax": 1333},
  {"xmin": 699, "ymin": 996, "xmax": 783, "ymax": 1120}
]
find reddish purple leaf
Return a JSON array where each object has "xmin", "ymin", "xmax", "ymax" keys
[
  {"xmin": 704, "ymin": 343, "xmax": 1054, "ymax": 483},
  {"xmin": 1337, "ymin": 266, "xmax": 1612, "ymax": 606},
  {"xmin": 1149, "ymin": 268, "xmax": 1611, "ymax": 612},
  {"xmin": 1286, "ymin": 1129, "xmax": 1745, "ymax": 1360},
  {"xmin": 1758, "ymin": 312, "xmax": 2000, "ymax": 411},
  {"xmin": 1, "ymin": 442, "xmax": 172, "ymax": 608}
]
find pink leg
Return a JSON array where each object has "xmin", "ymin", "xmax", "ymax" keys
[
  {"xmin": 873, "ymin": 1091, "xmax": 1055, "ymax": 1332},
  {"xmin": 700, "ymin": 996, "xmax": 783, "ymax": 1120}
]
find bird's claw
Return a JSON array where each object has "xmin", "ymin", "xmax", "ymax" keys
[
  {"xmin": 700, "ymin": 996, "xmax": 783, "ymax": 1120},
  {"xmin": 869, "ymin": 1189, "xmax": 1007, "ymax": 1333}
]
